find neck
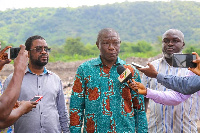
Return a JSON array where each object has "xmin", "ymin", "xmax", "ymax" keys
[
  {"xmin": 28, "ymin": 64, "xmax": 44, "ymax": 75},
  {"xmin": 165, "ymin": 57, "xmax": 172, "ymax": 66},
  {"xmin": 100, "ymin": 57, "xmax": 116, "ymax": 68}
]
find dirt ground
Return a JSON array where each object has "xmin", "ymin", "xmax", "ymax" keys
[{"xmin": 0, "ymin": 55, "xmax": 199, "ymax": 132}]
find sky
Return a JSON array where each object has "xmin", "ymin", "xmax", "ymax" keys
[{"xmin": 0, "ymin": 0, "xmax": 199, "ymax": 11}]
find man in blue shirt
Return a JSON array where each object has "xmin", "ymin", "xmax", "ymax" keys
[{"xmin": 3, "ymin": 35, "xmax": 70, "ymax": 133}]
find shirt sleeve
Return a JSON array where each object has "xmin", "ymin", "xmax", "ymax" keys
[
  {"xmin": 156, "ymin": 73, "xmax": 200, "ymax": 95},
  {"xmin": 69, "ymin": 66, "xmax": 85, "ymax": 133},
  {"xmin": 146, "ymin": 88, "xmax": 191, "ymax": 105},
  {"xmin": 132, "ymin": 68, "xmax": 148, "ymax": 133},
  {"xmin": 56, "ymin": 80, "xmax": 70, "ymax": 133}
]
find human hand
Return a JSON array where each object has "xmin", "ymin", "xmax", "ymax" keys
[
  {"xmin": 188, "ymin": 52, "xmax": 200, "ymax": 76},
  {"xmin": 136, "ymin": 63, "xmax": 158, "ymax": 78},
  {"xmin": 17, "ymin": 101, "xmax": 38, "ymax": 114},
  {"xmin": 13, "ymin": 45, "xmax": 28, "ymax": 73},
  {"xmin": 0, "ymin": 45, "xmax": 12, "ymax": 71},
  {"xmin": 127, "ymin": 79, "xmax": 147, "ymax": 95}
]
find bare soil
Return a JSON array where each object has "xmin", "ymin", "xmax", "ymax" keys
[{"xmin": 0, "ymin": 55, "xmax": 199, "ymax": 132}]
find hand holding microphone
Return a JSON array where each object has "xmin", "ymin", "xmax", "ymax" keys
[
  {"xmin": 128, "ymin": 79, "xmax": 147, "ymax": 95},
  {"xmin": 117, "ymin": 65, "xmax": 147, "ymax": 94}
]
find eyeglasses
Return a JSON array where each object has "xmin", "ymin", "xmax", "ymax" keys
[{"xmin": 30, "ymin": 46, "xmax": 51, "ymax": 53}]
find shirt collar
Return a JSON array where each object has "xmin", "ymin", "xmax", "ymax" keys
[
  {"xmin": 25, "ymin": 66, "xmax": 50, "ymax": 75},
  {"xmin": 92, "ymin": 55, "xmax": 126, "ymax": 66}
]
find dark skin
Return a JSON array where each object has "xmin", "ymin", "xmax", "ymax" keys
[
  {"xmin": 162, "ymin": 30, "xmax": 185, "ymax": 65},
  {"xmin": 0, "ymin": 45, "xmax": 12, "ymax": 71},
  {"xmin": 0, "ymin": 101, "xmax": 37, "ymax": 129},
  {"xmin": 0, "ymin": 45, "xmax": 29, "ymax": 121},
  {"xmin": 96, "ymin": 29, "xmax": 121, "ymax": 68},
  {"xmin": 28, "ymin": 39, "xmax": 49, "ymax": 75}
]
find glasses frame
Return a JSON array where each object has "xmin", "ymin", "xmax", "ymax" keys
[{"xmin": 30, "ymin": 46, "xmax": 51, "ymax": 53}]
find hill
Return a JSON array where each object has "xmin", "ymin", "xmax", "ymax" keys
[{"xmin": 0, "ymin": 1, "xmax": 200, "ymax": 46}]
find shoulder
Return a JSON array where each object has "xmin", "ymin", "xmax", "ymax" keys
[
  {"xmin": 78, "ymin": 58, "xmax": 99, "ymax": 69},
  {"xmin": 47, "ymin": 70, "xmax": 61, "ymax": 81}
]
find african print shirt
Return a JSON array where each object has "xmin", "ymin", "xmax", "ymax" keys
[{"xmin": 70, "ymin": 56, "xmax": 148, "ymax": 133}]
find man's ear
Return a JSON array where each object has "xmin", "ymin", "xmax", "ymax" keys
[
  {"xmin": 96, "ymin": 42, "xmax": 100, "ymax": 49},
  {"xmin": 183, "ymin": 42, "xmax": 185, "ymax": 47},
  {"xmin": 28, "ymin": 51, "xmax": 31, "ymax": 58}
]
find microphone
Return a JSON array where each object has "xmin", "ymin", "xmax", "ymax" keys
[{"xmin": 117, "ymin": 65, "xmax": 132, "ymax": 83}]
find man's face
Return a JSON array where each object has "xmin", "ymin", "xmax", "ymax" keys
[
  {"xmin": 29, "ymin": 39, "xmax": 49, "ymax": 67},
  {"xmin": 97, "ymin": 31, "xmax": 121, "ymax": 62},
  {"xmin": 162, "ymin": 31, "xmax": 185, "ymax": 58}
]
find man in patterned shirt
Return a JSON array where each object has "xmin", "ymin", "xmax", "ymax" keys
[{"xmin": 70, "ymin": 28, "xmax": 148, "ymax": 133}]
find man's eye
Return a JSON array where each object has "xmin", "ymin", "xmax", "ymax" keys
[
  {"xmin": 173, "ymin": 40, "xmax": 179, "ymax": 43},
  {"xmin": 103, "ymin": 42, "xmax": 109, "ymax": 45}
]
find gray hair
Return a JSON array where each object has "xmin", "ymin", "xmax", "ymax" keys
[
  {"xmin": 162, "ymin": 29, "xmax": 184, "ymax": 42},
  {"xmin": 96, "ymin": 28, "xmax": 120, "ymax": 44}
]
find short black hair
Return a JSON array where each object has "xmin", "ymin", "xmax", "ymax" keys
[{"xmin": 25, "ymin": 35, "xmax": 45, "ymax": 51}]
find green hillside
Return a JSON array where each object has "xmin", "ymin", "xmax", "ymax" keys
[
  {"xmin": 0, "ymin": 1, "xmax": 200, "ymax": 46},
  {"xmin": 1, "ymin": 1, "xmax": 200, "ymax": 62}
]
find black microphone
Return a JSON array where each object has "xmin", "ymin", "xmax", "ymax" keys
[{"xmin": 117, "ymin": 65, "xmax": 132, "ymax": 83}]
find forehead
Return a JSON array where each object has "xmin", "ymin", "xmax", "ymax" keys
[
  {"xmin": 163, "ymin": 31, "xmax": 182, "ymax": 40},
  {"xmin": 32, "ymin": 39, "xmax": 47, "ymax": 47},
  {"xmin": 100, "ymin": 30, "xmax": 120, "ymax": 41}
]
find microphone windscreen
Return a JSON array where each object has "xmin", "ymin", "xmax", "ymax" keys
[{"xmin": 117, "ymin": 65, "xmax": 126, "ymax": 75}]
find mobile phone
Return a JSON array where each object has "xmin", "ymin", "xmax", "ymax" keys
[
  {"xmin": 30, "ymin": 96, "xmax": 43, "ymax": 102},
  {"xmin": 132, "ymin": 62, "xmax": 145, "ymax": 68},
  {"xmin": 172, "ymin": 54, "xmax": 197, "ymax": 68},
  {"xmin": 7, "ymin": 47, "xmax": 21, "ymax": 59}
]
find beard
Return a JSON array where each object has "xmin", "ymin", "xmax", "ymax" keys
[{"xmin": 30, "ymin": 54, "xmax": 48, "ymax": 67}]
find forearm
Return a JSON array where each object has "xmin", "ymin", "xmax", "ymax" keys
[
  {"xmin": 0, "ymin": 71, "xmax": 25, "ymax": 120},
  {"xmin": 0, "ymin": 106, "xmax": 25, "ymax": 129},
  {"xmin": 157, "ymin": 73, "xmax": 200, "ymax": 94},
  {"xmin": 146, "ymin": 88, "xmax": 190, "ymax": 106}
]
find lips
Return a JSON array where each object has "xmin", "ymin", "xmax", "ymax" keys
[{"xmin": 40, "ymin": 55, "xmax": 48, "ymax": 60}]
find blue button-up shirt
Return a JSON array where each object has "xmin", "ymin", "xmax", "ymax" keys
[{"xmin": 3, "ymin": 67, "xmax": 70, "ymax": 133}]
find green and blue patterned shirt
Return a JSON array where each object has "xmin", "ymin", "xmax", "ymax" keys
[{"xmin": 70, "ymin": 56, "xmax": 148, "ymax": 133}]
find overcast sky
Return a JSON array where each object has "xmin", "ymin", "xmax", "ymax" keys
[{"xmin": 0, "ymin": 0, "xmax": 199, "ymax": 11}]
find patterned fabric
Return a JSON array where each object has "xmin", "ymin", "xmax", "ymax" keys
[
  {"xmin": 0, "ymin": 126, "xmax": 14, "ymax": 133},
  {"xmin": 142, "ymin": 57, "xmax": 200, "ymax": 133},
  {"xmin": 70, "ymin": 56, "xmax": 148, "ymax": 133}
]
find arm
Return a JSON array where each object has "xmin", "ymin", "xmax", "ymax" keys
[
  {"xmin": 146, "ymin": 88, "xmax": 190, "ymax": 106},
  {"xmin": 0, "ymin": 45, "xmax": 28, "ymax": 121},
  {"xmin": 56, "ymin": 80, "xmax": 70, "ymax": 133},
  {"xmin": 70, "ymin": 66, "xmax": 85, "ymax": 133},
  {"xmin": 156, "ymin": 73, "xmax": 200, "ymax": 95},
  {"xmin": 128, "ymin": 79, "xmax": 191, "ymax": 105},
  {"xmin": 137, "ymin": 58, "xmax": 200, "ymax": 95},
  {"xmin": 0, "ymin": 101, "xmax": 37, "ymax": 129}
]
